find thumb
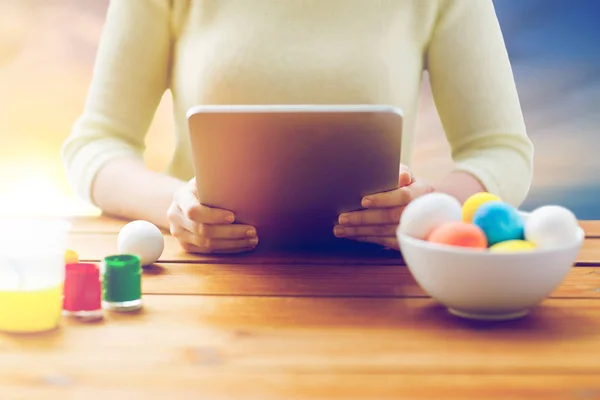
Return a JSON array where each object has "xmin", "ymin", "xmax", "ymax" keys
[
  {"xmin": 405, "ymin": 178, "xmax": 435, "ymax": 201},
  {"xmin": 398, "ymin": 164, "xmax": 413, "ymax": 187},
  {"xmin": 398, "ymin": 171, "xmax": 412, "ymax": 187},
  {"xmin": 189, "ymin": 177, "xmax": 199, "ymax": 198}
]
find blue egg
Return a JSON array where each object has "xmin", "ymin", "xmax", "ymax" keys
[{"xmin": 472, "ymin": 201, "xmax": 524, "ymax": 246}]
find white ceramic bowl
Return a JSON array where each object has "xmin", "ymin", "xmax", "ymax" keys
[{"xmin": 397, "ymin": 223, "xmax": 584, "ymax": 321}]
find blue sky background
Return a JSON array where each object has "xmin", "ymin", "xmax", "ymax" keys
[
  {"xmin": 0, "ymin": 0, "xmax": 597, "ymax": 218},
  {"xmin": 493, "ymin": 0, "xmax": 600, "ymax": 218}
]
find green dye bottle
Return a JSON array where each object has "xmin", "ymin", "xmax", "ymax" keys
[{"xmin": 102, "ymin": 254, "xmax": 142, "ymax": 312}]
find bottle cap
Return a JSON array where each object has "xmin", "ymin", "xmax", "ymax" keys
[
  {"xmin": 102, "ymin": 254, "xmax": 142, "ymax": 303},
  {"xmin": 64, "ymin": 249, "xmax": 79, "ymax": 264},
  {"xmin": 63, "ymin": 263, "xmax": 102, "ymax": 312}
]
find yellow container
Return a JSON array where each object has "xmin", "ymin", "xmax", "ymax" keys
[
  {"xmin": 0, "ymin": 219, "xmax": 70, "ymax": 333},
  {"xmin": 0, "ymin": 285, "xmax": 63, "ymax": 332}
]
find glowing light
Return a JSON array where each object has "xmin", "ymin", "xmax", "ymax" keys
[{"xmin": 0, "ymin": 164, "xmax": 98, "ymax": 217}]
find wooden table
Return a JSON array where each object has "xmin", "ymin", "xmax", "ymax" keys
[{"xmin": 2, "ymin": 217, "xmax": 600, "ymax": 399}]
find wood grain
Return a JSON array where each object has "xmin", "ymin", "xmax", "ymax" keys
[
  {"xmin": 66, "ymin": 216, "xmax": 600, "ymax": 239},
  {"xmin": 136, "ymin": 263, "xmax": 600, "ymax": 299},
  {"xmin": 1, "ymin": 296, "xmax": 600, "ymax": 376},
  {"xmin": 1, "ymin": 373, "xmax": 599, "ymax": 400},
  {"xmin": 67, "ymin": 232, "xmax": 600, "ymax": 265}
]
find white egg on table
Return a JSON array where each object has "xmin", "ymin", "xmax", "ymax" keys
[
  {"xmin": 117, "ymin": 220, "xmax": 164, "ymax": 266},
  {"xmin": 524, "ymin": 205, "xmax": 580, "ymax": 249},
  {"xmin": 398, "ymin": 192, "xmax": 462, "ymax": 240}
]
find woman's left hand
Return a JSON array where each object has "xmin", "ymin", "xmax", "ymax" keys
[{"xmin": 333, "ymin": 165, "xmax": 435, "ymax": 250}]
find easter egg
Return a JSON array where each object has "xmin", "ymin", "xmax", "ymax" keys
[
  {"xmin": 398, "ymin": 192, "xmax": 462, "ymax": 240},
  {"xmin": 524, "ymin": 205, "xmax": 580, "ymax": 249},
  {"xmin": 427, "ymin": 221, "xmax": 487, "ymax": 249},
  {"xmin": 117, "ymin": 220, "xmax": 164, "ymax": 266},
  {"xmin": 489, "ymin": 240, "xmax": 536, "ymax": 253},
  {"xmin": 462, "ymin": 192, "xmax": 501, "ymax": 223},
  {"xmin": 472, "ymin": 201, "xmax": 524, "ymax": 246}
]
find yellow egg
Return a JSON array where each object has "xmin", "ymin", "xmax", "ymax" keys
[
  {"xmin": 489, "ymin": 240, "xmax": 536, "ymax": 253},
  {"xmin": 462, "ymin": 192, "xmax": 501, "ymax": 223},
  {"xmin": 64, "ymin": 249, "xmax": 79, "ymax": 264}
]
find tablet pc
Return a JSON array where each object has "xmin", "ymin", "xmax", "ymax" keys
[{"xmin": 187, "ymin": 104, "xmax": 403, "ymax": 249}]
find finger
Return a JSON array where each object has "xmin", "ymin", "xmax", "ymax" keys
[
  {"xmin": 351, "ymin": 236, "xmax": 400, "ymax": 250},
  {"xmin": 333, "ymin": 224, "xmax": 397, "ymax": 238},
  {"xmin": 189, "ymin": 177, "xmax": 198, "ymax": 197},
  {"xmin": 167, "ymin": 201, "xmax": 183, "ymax": 226},
  {"xmin": 197, "ymin": 204, "xmax": 236, "ymax": 224},
  {"xmin": 361, "ymin": 186, "xmax": 411, "ymax": 208},
  {"xmin": 399, "ymin": 164, "xmax": 414, "ymax": 184},
  {"xmin": 168, "ymin": 204, "xmax": 199, "ymax": 234},
  {"xmin": 398, "ymin": 171, "xmax": 412, "ymax": 187},
  {"xmin": 364, "ymin": 178, "xmax": 434, "ymax": 208},
  {"xmin": 175, "ymin": 181, "xmax": 234, "ymax": 224},
  {"xmin": 402, "ymin": 179, "xmax": 435, "ymax": 201},
  {"xmin": 169, "ymin": 205, "xmax": 255, "ymax": 240},
  {"xmin": 176, "ymin": 230, "xmax": 259, "ymax": 253},
  {"xmin": 197, "ymin": 223, "xmax": 257, "ymax": 239},
  {"xmin": 398, "ymin": 165, "xmax": 413, "ymax": 187},
  {"xmin": 176, "ymin": 188, "xmax": 234, "ymax": 224},
  {"xmin": 339, "ymin": 207, "xmax": 403, "ymax": 226}
]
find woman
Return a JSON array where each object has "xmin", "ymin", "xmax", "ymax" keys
[{"xmin": 62, "ymin": 0, "xmax": 533, "ymax": 253}]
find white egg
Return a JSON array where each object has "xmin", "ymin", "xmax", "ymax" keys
[
  {"xmin": 117, "ymin": 220, "xmax": 164, "ymax": 266},
  {"xmin": 398, "ymin": 192, "xmax": 462, "ymax": 239},
  {"xmin": 524, "ymin": 205, "xmax": 580, "ymax": 249}
]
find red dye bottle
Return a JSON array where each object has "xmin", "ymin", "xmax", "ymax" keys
[{"xmin": 63, "ymin": 263, "xmax": 103, "ymax": 321}]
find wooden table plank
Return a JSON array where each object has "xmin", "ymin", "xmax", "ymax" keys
[
  {"xmin": 1, "ymin": 373, "xmax": 599, "ymax": 400},
  {"xmin": 67, "ymin": 232, "xmax": 600, "ymax": 265},
  {"xmin": 577, "ymin": 238, "xmax": 600, "ymax": 265},
  {"xmin": 65, "ymin": 215, "xmax": 129, "ymax": 233},
  {"xmin": 138, "ymin": 263, "xmax": 600, "ymax": 299},
  {"xmin": 12, "ymin": 215, "xmax": 599, "ymax": 400},
  {"xmin": 2, "ymin": 296, "xmax": 600, "ymax": 375},
  {"xmin": 66, "ymin": 216, "xmax": 600, "ymax": 239},
  {"xmin": 580, "ymin": 221, "xmax": 600, "ymax": 238}
]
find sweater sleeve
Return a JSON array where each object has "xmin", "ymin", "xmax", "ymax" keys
[
  {"xmin": 426, "ymin": 0, "xmax": 534, "ymax": 206},
  {"xmin": 61, "ymin": 0, "xmax": 172, "ymax": 204}
]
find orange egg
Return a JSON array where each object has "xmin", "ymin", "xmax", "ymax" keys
[{"xmin": 427, "ymin": 221, "xmax": 488, "ymax": 249}]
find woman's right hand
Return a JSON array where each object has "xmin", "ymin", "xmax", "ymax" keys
[{"xmin": 167, "ymin": 178, "xmax": 259, "ymax": 254}]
